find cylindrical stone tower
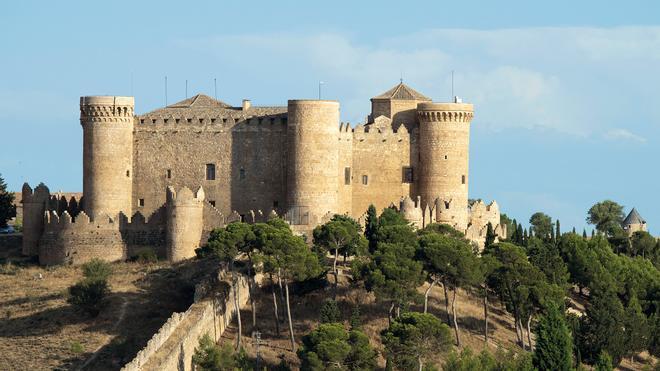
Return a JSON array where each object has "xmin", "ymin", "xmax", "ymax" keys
[
  {"xmin": 417, "ymin": 101, "xmax": 474, "ymax": 230},
  {"xmin": 80, "ymin": 96, "xmax": 134, "ymax": 218},
  {"xmin": 286, "ymin": 100, "xmax": 340, "ymax": 224}
]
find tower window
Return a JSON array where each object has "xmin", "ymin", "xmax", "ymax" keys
[
  {"xmin": 138, "ymin": 198, "xmax": 144, "ymax": 207},
  {"xmin": 206, "ymin": 164, "xmax": 216, "ymax": 180},
  {"xmin": 344, "ymin": 167, "xmax": 351, "ymax": 185},
  {"xmin": 239, "ymin": 168, "xmax": 246, "ymax": 180},
  {"xmin": 362, "ymin": 175, "xmax": 369, "ymax": 185},
  {"xmin": 126, "ymin": 170, "xmax": 130, "ymax": 177},
  {"xmin": 462, "ymin": 175, "xmax": 466, "ymax": 184},
  {"xmin": 403, "ymin": 167, "xmax": 413, "ymax": 183},
  {"xmin": 273, "ymin": 200, "xmax": 279, "ymax": 208},
  {"xmin": 167, "ymin": 169, "xmax": 172, "ymax": 179},
  {"xmin": 444, "ymin": 155, "xmax": 448, "ymax": 160},
  {"xmin": 209, "ymin": 200, "xmax": 216, "ymax": 207}
]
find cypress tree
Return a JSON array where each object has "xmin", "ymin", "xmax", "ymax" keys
[
  {"xmin": 583, "ymin": 229, "xmax": 588, "ymax": 239},
  {"xmin": 550, "ymin": 226, "xmax": 556, "ymax": 244},
  {"xmin": 0, "ymin": 174, "xmax": 16, "ymax": 228},
  {"xmin": 591, "ymin": 229, "xmax": 595, "ymax": 238},
  {"xmin": 533, "ymin": 302, "xmax": 574, "ymax": 371},
  {"xmin": 365, "ymin": 205, "xmax": 378, "ymax": 253},
  {"xmin": 516, "ymin": 224, "xmax": 524, "ymax": 245},
  {"xmin": 594, "ymin": 351, "xmax": 613, "ymax": 371},
  {"xmin": 572, "ymin": 227, "xmax": 576, "ymax": 234},
  {"xmin": 485, "ymin": 222, "xmax": 496, "ymax": 248},
  {"xmin": 511, "ymin": 219, "xmax": 519, "ymax": 244},
  {"xmin": 556, "ymin": 219, "xmax": 561, "ymax": 239}
]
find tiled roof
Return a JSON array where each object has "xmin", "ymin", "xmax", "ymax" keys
[
  {"xmin": 372, "ymin": 83, "xmax": 431, "ymax": 101},
  {"xmin": 138, "ymin": 94, "xmax": 287, "ymax": 118},
  {"xmin": 623, "ymin": 208, "xmax": 646, "ymax": 225}
]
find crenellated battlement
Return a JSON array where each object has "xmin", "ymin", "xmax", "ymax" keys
[
  {"xmin": 136, "ymin": 114, "xmax": 287, "ymax": 129},
  {"xmin": 80, "ymin": 96, "xmax": 135, "ymax": 124},
  {"xmin": 417, "ymin": 102, "xmax": 474, "ymax": 123}
]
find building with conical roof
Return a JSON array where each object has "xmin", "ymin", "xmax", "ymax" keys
[
  {"xmin": 22, "ymin": 81, "xmax": 503, "ymax": 265},
  {"xmin": 622, "ymin": 207, "xmax": 648, "ymax": 235}
]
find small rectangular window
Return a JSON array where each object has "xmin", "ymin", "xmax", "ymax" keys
[
  {"xmin": 403, "ymin": 167, "xmax": 413, "ymax": 183},
  {"xmin": 209, "ymin": 200, "xmax": 216, "ymax": 207},
  {"xmin": 167, "ymin": 169, "xmax": 172, "ymax": 179},
  {"xmin": 138, "ymin": 198, "xmax": 144, "ymax": 207},
  {"xmin": 126, "ymin": 170, "xmax": 130, "ymax": 177},
  {"xmin": 273, "ymin": 201, "xmax": 279, "ymax": 208},
  {"xmin": 206, "ymin": 164, "xmax": 216, "ymax": 180},
  {"xmin": 461, "ymin": 175, "xmax": 466, "ymax": 184},
  {"xmin": 239, "ymin": 168, "xmax": 246, "ymax": 180},
  {"xmin": 344, "ymin": 167, "xmax": 351, "ymax": 185},
  {"xmin": 362, "ymin": 175, "xmax": 369, "ymax": 185}
]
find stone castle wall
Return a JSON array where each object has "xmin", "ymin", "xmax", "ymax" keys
[
  {"xmin": 351, "ymin": 124, "xmax": 417, "ymax": 216},
  {"xmin": 132, "ymin": 115, "xmax": 287, "ymax": 219},
  {"xmin": 121, "ymin": 274, "xmax": 251, "ymax": 371}
]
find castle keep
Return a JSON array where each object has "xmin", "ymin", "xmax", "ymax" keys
[{"xmin": 22, "ymin": 83, "xmax": 504, "ymax": 265}]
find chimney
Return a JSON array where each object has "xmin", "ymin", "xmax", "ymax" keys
[{"xmin": 242, "ymin": 99, "xmax": 251, "ymax": 111}]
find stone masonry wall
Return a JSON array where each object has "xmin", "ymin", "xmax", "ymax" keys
[
  {"xmin": 121, "ymin": 274, "xmax": 250, "ymax": 371},
  {"xmin": 350, "ymin": 124, "xmax": 417, "ymax": 216},
  {"xmin": 132, "ymin": 118, "xmax": 287, "ymax": 220}
]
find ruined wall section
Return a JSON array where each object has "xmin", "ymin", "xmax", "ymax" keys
[
  {"xmin": 21, "ymin": 183, "xmax": 50, "ymax": 256},
  {"xmin": 351, "ymin": 125, "xmax": 417, "ymax": 216},
  {"xmin": 132, "ymin": 116, "xmax": 287, "ymax": 219}
]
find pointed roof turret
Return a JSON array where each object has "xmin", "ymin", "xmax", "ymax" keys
[
  {"xmin": 623, "ymin": 208, "xmax": 646, "ymax": 226},
  {"xmin": 372, "ymin": 82, "xmax": 431, "ymax": 101}
]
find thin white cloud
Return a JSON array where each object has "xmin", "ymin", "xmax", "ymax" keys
[
  {"xmin": 177, "ymin": 27, "xmax": 660, "ymax": 139},
  {"xmin": 603, "ymin": 128, "xmax": 647, "ymax": 143}
]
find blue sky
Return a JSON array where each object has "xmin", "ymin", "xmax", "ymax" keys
[{"xmin": 1, "ymin": 0, "xmax": 658, "ymax": 233}]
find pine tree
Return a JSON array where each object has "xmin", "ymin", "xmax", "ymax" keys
[
  {"xmin": 320, "ymin": 299, "xmax": 342, "ymax": 323},
  {"xmin": 623, "ymin": 295, "xmax": 649, "ymax": 362},
  {"xmin": 533, "ymin": 302, "xmax": 574, "ymax": 371},
  {"xmin": 350, "ymin": 305, "xmax": 362, "ymax": 330}
]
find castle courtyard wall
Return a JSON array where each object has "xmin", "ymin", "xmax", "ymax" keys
[
  {"xmin": 350, "ymin": 125, "xmax": 417, "ymax": 216},
  {"xmin": 132, "ymin": 117, "xmax": 287, "ymax": 219}
]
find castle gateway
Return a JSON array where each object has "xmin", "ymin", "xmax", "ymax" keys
[{"xmin": 22, "ymin": 83, "xmax": 504, "ymax": 265}]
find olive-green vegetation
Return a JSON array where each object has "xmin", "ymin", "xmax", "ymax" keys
[
  {"xmin": 198, "ymin": 199, "xmax": 660, "ymax": 369},
  {"xmin": 67, "ymin": 258, "xmax": 113, "ymax": 317},
  {"xmin": 0, "ymin": 174, "xmax": 16, "ymax": 228}
]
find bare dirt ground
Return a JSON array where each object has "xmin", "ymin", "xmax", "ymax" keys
[
  {"xmin": 0, "ymin": 245, "xmax": 214, "ymax": 371},
  {"xmin": 222, "ymin": 265, "xmax": 656, "ymax": 371}
]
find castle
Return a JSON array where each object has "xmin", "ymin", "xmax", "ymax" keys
[{"xmin": 21, "ymin": 82, "xmax": 505, "ymax": 265}]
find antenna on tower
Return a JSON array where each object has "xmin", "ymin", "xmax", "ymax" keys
[
  {"xmin": 214, "ymin": 78, "xmax": 217, "ymax": 100},
  {"xmin": 165, "ymin": 76, "xmax": 168, "ymax": 106},
  {"xmin": 451, "ymin": 70, "xmax": 454, "ymax": 100},
  {"xmin": 185, "ymin": 80, "xmax": 188, "ymax": 98},
  {"xmin": 318, "ymin": 81, "xmax": 324, "ymax": 100},
  {"xmin": 400, "ymin": 70, "xmax": 403, "ymax": 84}
]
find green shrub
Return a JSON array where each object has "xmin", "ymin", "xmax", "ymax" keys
[
  {"xmin": 0, "ymin": 261, "xmax": 19, "ymax": 275},
  {"xmin": 130, "ymin": 249, "xmax": 158, "ymax": 264},
  {"xmin": 67, "ymin": 278, "xmax": 109, "ymax": 317},
  {"xmin": 319, "ymin": 299, "xmax": 341, "ymax": 324},
  {"xmin": 192, "ymin": 333, "xmax": 253, "ymax": 370},
  {"xmin": 70, "ymin": 341, "xmax": 84, "ymax": 354},
  {"xmin": 81, "ymin": 258, "xmax": 112, "ymax": 281}
]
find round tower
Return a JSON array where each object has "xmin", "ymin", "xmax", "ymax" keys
[
  {"xmin": 416, "ymin": 101, "xmax": 474, "ymax": 230},
  {"xmin": 286, "ymin": 100, "xmax": 340, "ymax": 224},
  {"xmin": 80, "ymin": 96, "xmax": 134, "ymax": 218}
]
